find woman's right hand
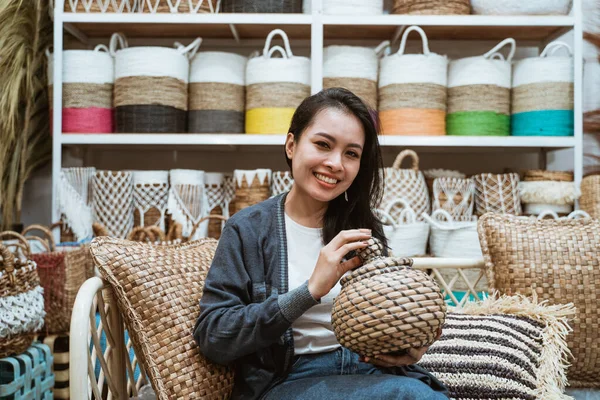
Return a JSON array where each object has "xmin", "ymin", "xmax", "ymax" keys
[{"xmin": 307, "ymin": 229, "xmax": 372, "ymax": 301}]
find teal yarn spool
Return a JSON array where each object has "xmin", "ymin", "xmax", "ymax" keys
[
  {"xmin": 511, "ymin": 110, "xmax": 574, "ymax": 136},
  {"xmin": 447, "ymin": 111, "xmax": 510, "ymax": 136}
]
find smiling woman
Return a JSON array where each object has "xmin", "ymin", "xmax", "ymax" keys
[{"xmin": 194, "ymin": 88, "xmax": 448, "ymax": 400}]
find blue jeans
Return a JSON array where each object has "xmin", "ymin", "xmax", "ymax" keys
[{"xmin": 262, "ymin": 347, "xmax": 448, "ymax": 399}]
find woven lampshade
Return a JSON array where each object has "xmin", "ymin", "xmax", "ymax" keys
[{"xmin": 332, "ymin": 238, "xmax": 446, "ymax": 357}]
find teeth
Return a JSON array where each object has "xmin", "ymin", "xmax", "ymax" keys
[{"xmin": 315, "ymin": 173, "xmax": 337, "ymax": 184}]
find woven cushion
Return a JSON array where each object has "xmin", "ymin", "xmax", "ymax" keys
[
  {"xmin": 478, "ymin": 214, "xmax": 600, "ymax": 388},
  {"xmin": 90, "ymin": 237, "xmax": 234, "ymax": 400},
  {"xmin": 419, "ymin": 294, "xmax": 575, "ymax": 400}
]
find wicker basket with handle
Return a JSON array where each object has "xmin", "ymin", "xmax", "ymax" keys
[
  {"xmin": 332, "ymin": 237, "xmax": 446, "ymax": 357},
  {"xmin": 377, "ymin": 198, "xmax": 429, "ymax": 257},
  {"xmin": 381, "ymin": 149, "xmax": 430, "ymax": 222}
]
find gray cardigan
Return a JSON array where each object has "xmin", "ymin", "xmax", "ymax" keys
[{"xmin": 193, "ymin": 193, "xmax": 448, "ymax": 399}]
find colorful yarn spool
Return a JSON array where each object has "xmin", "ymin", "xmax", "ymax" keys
[
  {"xmin": 511, "ymin": 41, "xmax": 574, "ymax": 137},
  {"xmin": 379, "ymin": 26, "xmax": 448, "ymax": 135},
  {"xmin": 447, "ymin": 38, "xmax": 515, "ymax": 136},
  {"xmin": 47, "ymin": 46, "xmax": 114, "ymax": 134},
  {"xmin": 111, "ymin": 33, "xmax": 201, "ymax": 133},
  {"xmin": 323, "ymin": 43, "xmax": 387, "ymax": 110},
  {"xmin": 245, "ymin": 29, "xmax": 310, "ymax": 134},
  {"xmin": 189, "ymin": 52, "xmax": 247, "ymax": 133}
]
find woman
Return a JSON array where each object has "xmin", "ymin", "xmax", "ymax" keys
[{"xmin": 194, "ymin": 88, "xmax": 447, "ymax": 400}]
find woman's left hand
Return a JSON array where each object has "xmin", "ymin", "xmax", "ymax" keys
[{"xmin": 359, "ymin": 347, "xmax": 429, "ymax": 367}]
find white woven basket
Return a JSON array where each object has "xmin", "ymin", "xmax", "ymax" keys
[
  {"xmin": 422, "ymin": 209, "xmax": 482, "ymax": 259},
  {"xmin": 190, "ymin": 51, "xmax": 247, "ymax": 85},
  {"xmin": 471, "ymin": 0, "xmax": 571, "ymax": 15},
  {"xmin": 513, "ymin": 42, "xmax": 573, "ymax": 88},
  {"xmin": 47, "ymin": 46, "xmax": 114, "ymax": 86},
  {"xmin": 304, "ymin": 0, "xmax": 383, "ymax": 14},
  {"xmin": 377, "ymin": 198, "xmax": 429, "ymax": 257}
]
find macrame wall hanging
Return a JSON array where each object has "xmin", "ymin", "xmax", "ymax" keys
[
  {"xmin": 58, "ymin": 167, "xmax": 96, "ymax": 241},
  {"xmin": 271, "ymin": 171, "xmax": 294, "ymax": 197},
  {"xmin": 132, "ymin": 170, "xmax": 169, "ymax": 230},
  {"xmin": 167, "ymin": 169, "xmax": 207, "ymax": 240},
  {"xmin": 92, "ymin": 170, "xmax": 134, "ymax": 238}
]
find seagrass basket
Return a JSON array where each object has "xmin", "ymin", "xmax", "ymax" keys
[
  {"xmin": 473, "ymin": 173, "xmax": 522, "ymax": 216},
  {"xmin": 392, "ymin": 0, "xmax": 470, "ymax": 15},
  {"xmin": 580, "ymin": 174, "xmax": 600, "ymax": 219},
  {"xmin": 332, "ymin": 238, "xmax": 446, "ymax": 357},
  {"xmin": 522, "ymin": 169, "xmax": 574, "ymax": 182},
  {"xmin": 233, "ymin": 169, "xmax": 272, "ymax": 213}
]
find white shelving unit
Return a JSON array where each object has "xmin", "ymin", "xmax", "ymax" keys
[{"xmin": 51, "ymin": 0, "xmax": 584, "ymax": 223}]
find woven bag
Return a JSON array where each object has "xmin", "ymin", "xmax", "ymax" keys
[
  {"xmin": 111, "ymin": 33, "xmax": 201, "ymax": 133},
  {"xmin": 59, "ymin": 167, "xmax": 96, "ymax": 241},
  {"xmin": 139, "ymin": 0, "xmax": 218, "ymax": 12},
  {"xmin": 379, "ymin": 26, "xmax": 448, "ymax": 135},
  {"xmin": 512, "ymin": 41, "xmax": 574, "ymax": 137},
  {"xmin": 332, "ymin": 237, "xmax": 446, "ymax": 357},
  {"xmin": 473, "ymin": 172, "xmax": 522, "ymax": 216},
  {"xmin": 478, "ymin": 213, "xmax": 600, "ymax": 387},
  {"xmin": 304, "ymin": 0, "xmax": 383, "ymax": 14},
  {"xmin": 233, "ymin": 169, "xmax": 272, "ymax": 213},
  {"xmin": 0, "ymin": 233, "xmax": 45, "ymax": 358},
  {"xmin": 167, "ymin": 169, "xmax": 208, "ymax": 241},
  {"xmin": 422, "ymin": 210, "xmax": 482, "ymax": 259},
  {"xmin": 92, "ymin": 170, "xmax": 135, "ymax": 239},
  {"xmin": 471, "ymin": 0, "xmax": 571, "ymax": 15},
  {"xmin": 447, "ymin": 38, "xmax": 515, "ymax": 136},
  {"xmin": 581, "ymin": 174, "xmax": 600, "ymax": 218},
  {"xmin": 132, "ymin": 170, "xmax": 169, "ymax": 230},
  {"xmin": 47, "ymin": 46, "xmax": 114, "ymax": 134},
  {"xmin": 221, "ymin": 0, "xmax": 302, "ymax": 12},
  {"xmin": 392, "ymin": 0, "xmax": 469, "ymax": 15},
  {"xmin": 271, "ymin": 171, "xmax": 294, "ymax": 196},
  {"xmin": 63, "ymin": 0, "xmax": 137, "ymax": 12},
  {"xmin": 245, "ymin": 29, "xmax": 310, "ymax": 134},
  {"xmin": 377, "ymin": 199, "xmax": 429, "ymax": 257},
  {"xmin": 22, "ymin": 225, "xmax": 88, "ymax": 335},
  {"xmin": 323, "ymin": 42, "xmax": 387, "ymax": 110},
  {"xmin": 432, "ymin": 177, "xmax": 475, "ymax": 220},
  {"xmin": 380, "ymin": 149, "xmax": 430, "ymax": 222},
  {"xmin": 189, "ymin": 51, "xmax": 247, "ymax": 133}
]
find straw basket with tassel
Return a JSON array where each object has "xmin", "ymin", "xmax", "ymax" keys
[
  {"xmin": 332, "ymin": 237, "xmax": 446, "ymax": 357},
  {"xmin": 167, "ymin": 169, "xmax": 208, "ymax": 241},
  {"xmin": 233, "ymin": 169, "xmax": 272, "ymax": 213}
]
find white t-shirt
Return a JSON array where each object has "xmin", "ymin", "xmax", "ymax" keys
[{"xmin": 285, "ymin": 213, "xmax": 341, "ymax": 355}]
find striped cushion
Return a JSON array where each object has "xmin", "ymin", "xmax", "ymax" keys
[{"xmin": 418, "ymin": 296, "xmax": 574, "ymax": 400}]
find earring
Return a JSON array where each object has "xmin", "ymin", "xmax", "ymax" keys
[{"xmin": 345, "ymin": 191, "xmax": 349, "ymax": 202}]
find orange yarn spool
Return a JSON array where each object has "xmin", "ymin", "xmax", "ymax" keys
[{"xmin": 380, "ymin": 108, "xmax": 446, "ymax": 135}]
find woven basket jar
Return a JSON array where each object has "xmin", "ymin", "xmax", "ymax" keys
[
  {"xmin": 63, "ymin": 0, "xmax": 137, "ymax": 12},
  {"xmin": 233, "ymin": 169, "xmax": 272, "ymax": 213},
  {"xmin": 304, "ymin": 0, "xmax": 383, "ymax": 15},
  {"xmin": 519, "ymin": 169, "xmax": 578, "ymax": 216},
  {"xmin": 377, "ymin": 198, "xmax": 429, "ymax": 257},
  {"xmin": 132, "ymin": 170, "xmax": 169, "ymax": 230},
  {"xmin": 473, "ymin": 173, "xmax": 522, "ymax": 216},
  {"xmin": 167, "ymin": 169, "xmax": 207, "ymax": 241},
  {"xmin": 392, "ymin": 0, "xmax": 470, "ymax": 15},
  {"xmin": 323, "ymin": 43, "xmax": 387, "ymax": 110},
  {"xmin": 246, "ymin": 29, "xmax": 310, "ymax": 134},
  {"xmin": 111, "ymin": 33, "xmax": 201, "ymax": 133},
  {"xmin": 47, "ymin": 46, "xmax": 114, "ymax": 134},
  {"xmin": 380, "ymin": 149, "xmax": 430, "ymax": 222},
  {"xmin": 59, "ymin": 167, "xmax": 96, "ymax": 241},
  {"xmin": 221, "ymin": 0, "xmax": 302, "ymax": 12},
  {"xmin": 92, "ymin": 170, "xmax": 135, "ymax": 239},
  {"xmin": 379, "ymin": 26, "xmax": 448, "ymax": 136},
  {"xmin": 204, "ymin": 172, "xmax": 227, "ymax": 239},
  {"xmin": 579, "ymin": 174, "xmax": 600, "ymax": 219},
  {"xmin": 432, "ymin": 177, "xmax": 475, "ymax": 220},
  {"xmin": 332, "ymin": 238, "xmax": 446, "ymax": 357},
  {"xmin": 271, "ymin": 171, "xmax": 294, "ymax": 196},
  {"xmin": 512, "ymin": 42, "xmax": 574, "ymax": 137},
  {"xmin": 138, "ymin": 0, "xmax": 218, "ymax": 12},
  {"xmin": 189, "ymin": 52, "xmax": 247, "ymax": 133},
  {"xmin": 0, "ymin": 234, "xmax": 45, "ymax": 358},
  {"xmin": 471, "ymin": 0, "xmax": 571, "ymax": 15},
  {"xmin": 447, "ymin": 38, "xmax": 515, "ymax": 136},
  {"xmin": 22, "ymin": 225, "xmax": 88, "ymax": 334}
]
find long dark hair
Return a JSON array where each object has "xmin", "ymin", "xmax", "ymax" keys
[{"xmin": 285, "ymin": 87, "xmax": 387, "ymax": 249}]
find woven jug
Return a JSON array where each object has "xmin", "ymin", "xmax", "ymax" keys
[{"xmin": 331, "ymin": 238, "xmax": 446, "ymax": 357}]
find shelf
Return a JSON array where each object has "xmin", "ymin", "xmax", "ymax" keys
[
  {"xmin": 323, "ymin": 15, "xmax": 575, "ymax": 41},
  {"xmin": 61, "ymin": 13, "xmax": 313, "ymax": 39},
  {"xmin": 60, "ymin": 133, "xmax": 576, "ymax": 150}
]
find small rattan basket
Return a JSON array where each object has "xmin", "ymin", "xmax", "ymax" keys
[
  {"xmin": 332, "ymin": 238, "xmax": 446, "ymax": 357},
  {"xmin": 580, "ymin": 174, "xmax": 600, "ymax": 219},
  {"xmin": 522, "ymin": 169, "xmax": 574, "ymax": 182}
]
